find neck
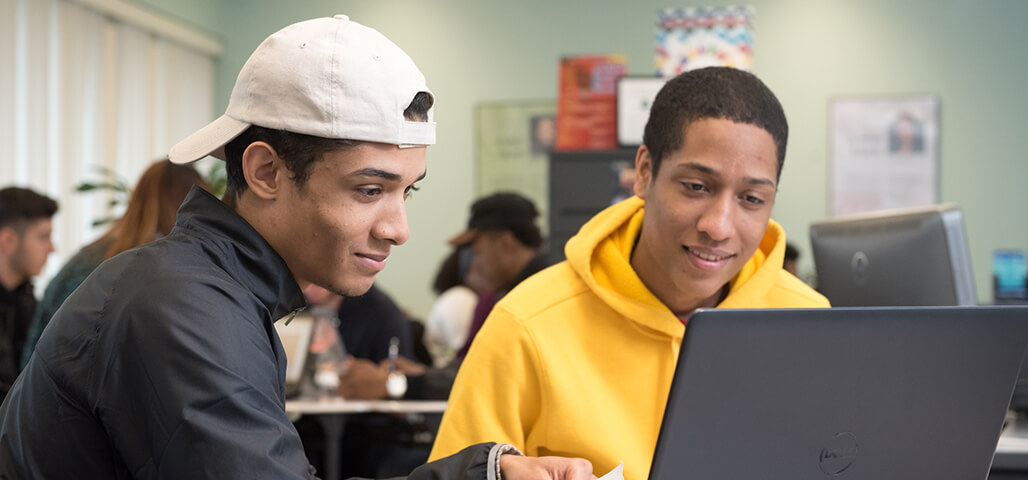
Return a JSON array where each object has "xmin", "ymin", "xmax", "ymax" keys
[
  {"xmin": 670, "ymin": 283, "xmax": 728, "ymax": 318},
  {"xmin": 232, "ymin": 192, "xmax": 272, "ymax": 247},
  {"xmin": 0, "ymin": 260, "xmax": 26, "ymax": 292},
  {"xmin": 232, "ymin": 191, "xmax": 302, "ymax": 287}
]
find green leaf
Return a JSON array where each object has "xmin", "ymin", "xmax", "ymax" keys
[{"xmin": 91, "ymin": 216, "xmax": 117, "ymax": 228}]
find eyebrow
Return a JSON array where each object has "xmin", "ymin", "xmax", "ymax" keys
[
  {"xmin": 678, "ymin": 162, "xmax": 776, "ymax": 188},
  {"xmin": 350, "ymin": 168, "xmax": 427, "ymax": 183}
]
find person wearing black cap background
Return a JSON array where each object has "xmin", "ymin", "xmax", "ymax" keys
[
  {"xmin": 449, "ymin": 192, "xmax": 550, "ymax": 358},
  {"xmin": 338, "ymin": 192, "xmax": 550, "ymax": 401}
]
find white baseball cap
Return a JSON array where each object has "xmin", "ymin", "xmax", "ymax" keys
[{"xmin": 169, "ymin": 14, "xmax": 434, "ymax": 164}]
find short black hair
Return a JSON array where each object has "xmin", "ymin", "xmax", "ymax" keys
[
  {"xmin": 222, "ymin": 91, "xmax": 434, "ymax": 198},
  {"xmin": 643, "ymin": 67, "xmax": 788, "ymax": 181},
  {"xmin": 0, "ymin": 187, "xmax": 58, "ymax": 232}
]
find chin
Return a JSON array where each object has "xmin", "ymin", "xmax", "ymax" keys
[{"xmin": 339, "ymin": 279, "xmax": 376, "ymax": 297}]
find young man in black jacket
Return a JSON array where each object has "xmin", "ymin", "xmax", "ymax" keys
[{"xmin": 0, "ymin": 15, "xmax": 594, "ymax": 480}]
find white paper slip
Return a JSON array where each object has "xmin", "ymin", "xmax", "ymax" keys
[{"xmin": 597, "ymin": 461, "xmax": 624, "ymax": 480}]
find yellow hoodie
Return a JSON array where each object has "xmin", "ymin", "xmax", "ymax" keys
[{"xmin": 430, "ymin": 197, "xmax": 829, "ymax": 480}]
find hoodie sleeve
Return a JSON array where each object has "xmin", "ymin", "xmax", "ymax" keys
[{"xmin": 429, "ymin": 306, "xmax": 544, "ymax": 461}]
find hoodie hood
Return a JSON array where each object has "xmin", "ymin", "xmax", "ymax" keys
[{"xmin": 564, "ymin": 196, "xmax": 787, "ymax": 339}]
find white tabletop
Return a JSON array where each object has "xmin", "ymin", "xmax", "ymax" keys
[
  {"xmin": 998, "ymin": 418, "xmax": 1028, "ymax": 455},
  {"xmin": 285, "ymin": 397, "xmax": 447, "ymax": 415},
  {"xmin": 997, "ymin": 434, "xmax": 1028, "ymax": 455}
]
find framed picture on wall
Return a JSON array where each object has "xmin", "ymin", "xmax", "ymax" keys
[
  {"xmin": 829, "ymin": 95, "xmax": 940, "ymax": 217},
  {"xmin": 616, "ymin": 76, "xmax": 667, "ymax": 147}
]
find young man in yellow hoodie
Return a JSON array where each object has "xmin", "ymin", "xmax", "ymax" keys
[{"xmin": 429, "ymin": 66, "xmax": 830, "ymax": 480}]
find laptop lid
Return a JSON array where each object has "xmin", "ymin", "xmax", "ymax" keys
[
  {"xmin": 649, "ymin": 307, "xmax": 1028, "ymax": 480},
  {"xmin": 274, "ymin": 312, "xmax": 316, "ymax": 399}
]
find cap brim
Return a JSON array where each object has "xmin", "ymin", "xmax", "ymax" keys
[
  {"xmin": 169, "ymin": 114, "xmax": 250, "ymax": 164},
  {"xmin": 447, "ymin": 229, "xmax": 478, "ymax": 247}
]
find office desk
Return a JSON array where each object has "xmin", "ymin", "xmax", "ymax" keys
[
  {"xmin": 286, "ymin": 398, "xmax": 447, "ymax": 480},
  {"xmin": 994, "ymin": 419, "xmax": 1028, "ymax": 479}
]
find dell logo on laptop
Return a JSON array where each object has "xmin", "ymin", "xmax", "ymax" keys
[
  {"xmin": 819, "ymin": 432, "xmax": 859, "ymax": 476},
  {"xmin": 850, "ymin": 251, "xmax": 870, "ymax": 285}
]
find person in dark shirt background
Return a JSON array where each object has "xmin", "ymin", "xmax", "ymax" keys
[{"xmin": 0, "ymin": 186, "xmax": 57, "ymax": 402}]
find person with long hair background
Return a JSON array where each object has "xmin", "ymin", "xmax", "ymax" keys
[{"xmin": 20, "ymin": 159, "xmax": 208, "ymax": 367}]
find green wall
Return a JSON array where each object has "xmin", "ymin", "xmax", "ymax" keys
[{"xmin": 142, "ymin": 0, "xmax": 1028, "ymax": 317}]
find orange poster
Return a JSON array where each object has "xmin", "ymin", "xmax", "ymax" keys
[{"xmin": 555, "ymin": 55, "xmax": 627, "ymax": 151}]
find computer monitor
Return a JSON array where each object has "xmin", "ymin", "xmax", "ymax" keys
[
  {"xmin": 808, "ymin": 205, "xmax": 1028, "ymax": 414},
  {"xmin": 809, "ymin": 203, "xmax": 977, "ymax": 307}
]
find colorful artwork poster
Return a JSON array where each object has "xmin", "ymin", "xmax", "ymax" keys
[
  {"xmin": 655, "ymin": 6, "xmax": 755, "ymax": 77},
  {"xmin": 475, "ymin": 100, "xmax": 557, "ymax": 232},
  {"xmin": 830, "ymin": 95, "xmax": 940, "ymax": 217},
  {"xmin": 556, "ymin": 54, "xmax": 628, "ymax": 151}
]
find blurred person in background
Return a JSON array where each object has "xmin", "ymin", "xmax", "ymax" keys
[
  {"xmin": 20, "ymin": 159, "xmax": 208, "ymax": 367},
  {"xmin": 0, "ymin": 187, "xmax": 57, "ymax": 402},
  {"xmin": 450, "ymin": 192, "xmax": 549, "ymax": 359},
  {"xmin": 423, "ymin": 246, "xmax": 485, "ymax": 368},
  {"xmin": 300, "ymin": 283, "xmax": 430, "ymax": 478}
]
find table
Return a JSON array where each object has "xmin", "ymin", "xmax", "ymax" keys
[
  {"xmin": 286, "ymin": 397, "xmax": 448, "ymax": 480},
  {"xmin": 995, "ymin": 418, "xmax": 1028, "ymax": 478}
]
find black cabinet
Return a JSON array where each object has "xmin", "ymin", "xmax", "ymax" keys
[{"xmin": 547, "ymin": 149, "xmax": 637, "ymax": 264}]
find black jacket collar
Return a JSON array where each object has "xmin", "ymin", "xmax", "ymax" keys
[{"xmin": 172, "ymin": 187, "xmax": 306, "ymax": 321}]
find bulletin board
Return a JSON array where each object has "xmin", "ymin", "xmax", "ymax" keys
[
  {"xmin": 829, "ymin": 95, "xmax": 940, "ymax": 217},
  {"xmin": 474, "ymin": 100, "xmax": 557, "ymax": 232}
]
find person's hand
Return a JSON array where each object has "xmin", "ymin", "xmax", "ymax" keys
[
  {"xmin": 499, "ymin": 455, "xmax": 596, "ymax": 480},
  {"xmin": 390, "ymin": 356, "xmax": 426, "ymax": 375},
  {"xmin": 337, "ymin": 358, "xmax": 388, "ymax": 399}
]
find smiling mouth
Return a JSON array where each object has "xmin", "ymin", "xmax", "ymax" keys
[
  {"xmin": 686, "ymin": 247, "xmax": 734, "ymax": 262},
  {"xmin": 358, "ymin": 253, "xmax": 388, "ymax": 262}
]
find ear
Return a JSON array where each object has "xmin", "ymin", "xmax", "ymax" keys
[
  {"xmin": 241, "ymin": 141, "xmax": 284, "ymax": 200},
  {"xmin": 633, "ymin": 145, "xmax": 653, "ymax": 199},
  {"xmin": 0, "ymin": 227, "xmax": 19, "ymax": 255}
]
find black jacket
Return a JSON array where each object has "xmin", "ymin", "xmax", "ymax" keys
[
  {"xmin": 0, "ymin": 280, "xmax": 34, "ymax": 402},
  {"xmin": 0, "ymin": 187, "xmax": 498, "ymax": 479}
]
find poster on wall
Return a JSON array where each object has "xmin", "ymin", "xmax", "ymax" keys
[
  {"xmin": 655, "ymin": 6, "xmax": 755, "ymax": 77},
  {"xmin": 475, "ymin": 100, "xmax": 557, "ymax": 232},
  {"xmin": 555, "ymin": 54, "xmax": 627, "ymax": 151},
  {"xmin": 830, "ymin": 95, "xmax": 940, "ymax": 217}
]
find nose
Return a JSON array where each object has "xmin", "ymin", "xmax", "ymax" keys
[
  {"xmin": 696, "ymin": 195, "xmax": 735, "ymax": 242},
  {"xmin": 372, "ymin": 196, "xmax": 410, "ymax": 245}
]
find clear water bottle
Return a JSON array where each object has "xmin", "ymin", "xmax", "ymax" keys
[{"xmin": 303, "ymin": 306, "xmax": 348, "ymax": 399}]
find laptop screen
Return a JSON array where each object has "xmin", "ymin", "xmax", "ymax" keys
[{"xmin": 274, "ymin": 313, "xmax": 315, "ymax": 394}]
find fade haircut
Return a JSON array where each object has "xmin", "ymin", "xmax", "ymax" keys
[
  {"xmin": 643, "ymin": 66, "xmax": 788, "ymax": 181},
  {"xmin": 0, "ymin": 187, "xmax": 58, "ymax": 233},
  {"xmin": 223, "ymin": 91, "xmax": 434, "ymax": 198}
]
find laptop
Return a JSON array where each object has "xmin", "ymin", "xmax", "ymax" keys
[
  {"xmin": 649, "ymin": 307, "xmax": 1028, "ymax": 479},
  {"xmin": 274, "ymin": 312, "xmax": 316, "ymax": 399}
]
